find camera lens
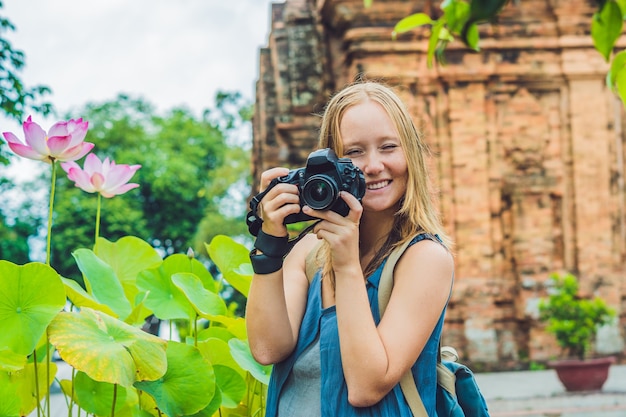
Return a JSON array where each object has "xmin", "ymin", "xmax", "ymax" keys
[{"xmin": 302, "ymin": 175, "xmax": 338, "ymax": 210}]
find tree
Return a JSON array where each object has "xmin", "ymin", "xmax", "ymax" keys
[
  {"xmin": 45, "ymin": 94, "xmax": 250, "ymax": 279},
  {"xmin": 0, "ymin": 1, "xmax": 53, "ymax": 122},
  {"xmin": 0, "ymin": 1, "xmax": 53, "ymax": 263},
  {"xmin": 373, "ymin": 0, "xmax": 626, "ymax": 105}
]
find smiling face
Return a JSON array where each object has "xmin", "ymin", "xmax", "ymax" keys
[{"xmin": 339, "ymin": 99, "xmax": 408, "ymax": 216}]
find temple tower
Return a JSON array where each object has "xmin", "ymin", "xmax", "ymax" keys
[{"xmin": 252, "ymin": 0, "xmax": 626, "ymax": 369}]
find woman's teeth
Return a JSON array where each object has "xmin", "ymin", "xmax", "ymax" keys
[{"xmin": 367, "ymin": 180, "xmax": 389, "ymax": 190}]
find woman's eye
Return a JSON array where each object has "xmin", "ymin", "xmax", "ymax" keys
[
  {"xmin": 382, "ymin": 144, "xmax": 398, "ymax": 150},
  {"xmin": 344, "ymin": 149, "xmax": 361, "ymax": 156}
]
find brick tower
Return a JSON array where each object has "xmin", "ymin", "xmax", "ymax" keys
[{"xmin": 252, "ymin": 0, "xmax": 626, "ymax": 369}]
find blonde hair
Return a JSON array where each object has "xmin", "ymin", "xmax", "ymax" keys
[{"xmin": 315, "ymin": 81, "xmax": 451, "ymax": 283}]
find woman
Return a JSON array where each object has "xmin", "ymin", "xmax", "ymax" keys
[{"xmin": 246, "ymin": 81, "xmax": 454, "ymax": 416}]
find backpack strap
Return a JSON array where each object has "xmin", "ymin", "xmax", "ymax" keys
[{"xmin": 378, "ymin": 233, "xmax": 446, "ymax": 417}]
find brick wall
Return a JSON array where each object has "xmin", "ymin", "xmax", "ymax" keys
[{"xmin": 252, "ymin": 0, "xmax": 626, "ymax": 370}]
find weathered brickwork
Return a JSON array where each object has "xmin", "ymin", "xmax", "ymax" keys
[{"xmin": 252, "ymin": 0, "xmax": 626, "ymax": 370}]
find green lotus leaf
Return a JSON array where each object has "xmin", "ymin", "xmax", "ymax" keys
[
  {"xmin": 0, "ymin": 372, "xmax": 21, "ymax": 417},
  {"xmin": 136, "ymin": 256, "xmax": 200, "ymax": 321},
  {"xmin": 48, "ymin": 308, "xmax": 167, "ymax": 387},
  {"xmin": 62, "ymin": 376, "xmax": 145, "ymax": 417},
  {"xmin": 203, "ymin": 316, "xmax": 247, "ymax": 340},
  {"xmin": 229, "ymin": 339, "xmax": 272, "ymax": 385},
  {"xmin": 197, "ymin": 338, "xmax": 243, "ymax": 377},
  {"xmin": 95, "ymin": 236, "xmax": 163, "ymax": 303},
  {"xmin": 0, "ymin": 260, "xmax": 66, "ymax": 355},
  {"xmin": 72, "ymin": 371, "xmax": 128, "ymax": 416},
  {"xmin": 62, "ymin": 276, "xmax": 117, "ymax": 317},
  {"xmin": 188, "ymin": 388, "xmax": 222, "ymax": 417},
  {"xmin": 213, "ymin": 364, "xmax": 246, "ymax": 408},
  {"xmin": 123, "ymin": 291, "xmax": 153, "ymax": 326},
  {"xmin": 197, "ymin": 326, "xmax": 236, "ymax": 343},
  {"xmin": 134, "ymin": 341, "xmax": 215, "ymax": 417},
  {"xmin": 0, "ymin": 347, "xmax": 26, "ymax": 371},
  {"xmin": 205, "ymin": 235, "xmax": 252, "ymax": 297},
  {"xmin": 172, "ymin": 273, "xmax": 227, "ymax": 319},
  {"xmin": 73, "ymin": 248, "xmax": 132, "ymax": 319},
  {"xmin": 0, "ymin": 362, "xmax": 57, "ymax": 416}
]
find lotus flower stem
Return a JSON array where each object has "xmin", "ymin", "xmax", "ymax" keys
[
  {"xmin": 33, "ymin": 349, "xmax": 42, "ymax": 417},
  {"xmin": 46, "ymin": 160, "xmax": 58, "ymax": 266},
  {"xmin": 46, "ymin": 334, "xmax": 51, "ymax": 416},
  {"xmin": 68, "ymin": 367, "xmax": 76, "ymax": 417},
  {"xmin": 111, "ymin": 384, "xmax": 118, "ymax": 417},
  {"xmin": 95, "ymin": 193, "xmax": 102, "ymax": 247}
]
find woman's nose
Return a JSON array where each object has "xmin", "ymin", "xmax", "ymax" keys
[{"xmin": 362, "ymin": 153, "xmax": 384, "ymax": 175}]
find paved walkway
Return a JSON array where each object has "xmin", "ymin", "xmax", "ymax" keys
[
  {"xmin": 36, "ymin": 362, "xmax": 626, "ymax": 417},
  {"xmin": 476, "ymin": 363, "xmax": 626, "ymax": 417}
]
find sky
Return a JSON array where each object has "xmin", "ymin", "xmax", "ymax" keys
[{"xmin": 0, "ymin": 0, "xmax": 276, "ymax": 154}]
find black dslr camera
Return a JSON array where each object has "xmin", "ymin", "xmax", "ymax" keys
[{"xmin": 246, "ymin": 148, "xmax": 366, "ymax": 236}]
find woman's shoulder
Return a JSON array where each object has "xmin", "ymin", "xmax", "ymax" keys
[
  {"xmin": 401, "ymin": 235, "xmax": 454, "ymax": 278},
  {"xmin": 284, "ymin": 233, "xmax": 322, "ymax": 279}
]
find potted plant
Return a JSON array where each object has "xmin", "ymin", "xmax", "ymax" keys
[{"xmin": 538, "ymin": 272, "xmax": 616, "ymax": 392}]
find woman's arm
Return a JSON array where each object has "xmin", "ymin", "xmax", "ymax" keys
[
  {"xmin": 335, "ymin": 239, "xmax": 453, "ymax": 406},
  {"xmin": 245, "ymin": 166, "xmax": 322, "ymax": 365},
  {"xmin": 246, "ymin": 234, "xmax": 318, "ymax": 365}
]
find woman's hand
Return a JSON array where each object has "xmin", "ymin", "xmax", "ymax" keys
[
  {"xmin": 303, "ymin": 191, "xmax": 363, "ymax": 272},
  {"xmin": 258, "ymin": 167, "xmax": 301, "ymax": 237}
]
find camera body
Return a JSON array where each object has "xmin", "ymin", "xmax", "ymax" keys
[{"xmin": 246, "ymin": 148, "xmax": 366, "ymax": 236}]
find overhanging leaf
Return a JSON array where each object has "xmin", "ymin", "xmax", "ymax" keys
[
  {"xmin": 206, "ymin": 235, "xmax": 252, "ymax": 297},
  {"xmin": 172, "ymin": 272, "xmax": 227, "ymax": 319},
  {"xmin": 616, "ymin": 66, "xmax": 626, "ymax": 106},
  {"xmin": 72, "ymin": 248, "xmax": 132, "ymax": 319},
  {"xmin": 442, "ymin": 0, "xmax": 470, "ymax": 34},
  {"xmin": 392, "ymin": 13, "xmax": 432, "ymax": 39},
  {"xmin": 608, "ymin": 50, "xmax": 626, "ymax": 90},
  {"xmin": 48, "ymin": 308, "xmax": 167, "ymax": 387},
  {"xmin": 0, "ymin": 261, "xmax": 66, "ymax": 355},
  {"xmin": 463, "ymin": 23, "xmax": 480, "ymax": 51},
  {"xmin": 592, "ymin": 0, "xmax": 623, "ymax": 61},
  {"xmin": 427, "ymin": 19, "xmax": 445, "ymax": 67},
  {"xmin": 134, "ymin": 341, "xmax": 215, "ymax": 417}
]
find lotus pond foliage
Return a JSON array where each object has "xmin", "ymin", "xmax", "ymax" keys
[{"xmin": 0, "ymin": 116, "xmax": 270, "ymax": 417}]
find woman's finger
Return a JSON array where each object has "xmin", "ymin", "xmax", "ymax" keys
[{"xmin": 260, "ymin": 167, "xmax": 290, "ymax": 191}]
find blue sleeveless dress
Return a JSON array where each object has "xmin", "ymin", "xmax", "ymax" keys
[{"xmin": 265, "ymin": 236, "xmax": 447, "ymax": 416}]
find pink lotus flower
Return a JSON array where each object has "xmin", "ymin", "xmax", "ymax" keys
[
  {"xmin": 2, "ymin": 116, "xmax": 93, "ymax": 163},
  {"xmin": 61, "ymin": 153, "xmax": 141, "ymax": 198}
]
